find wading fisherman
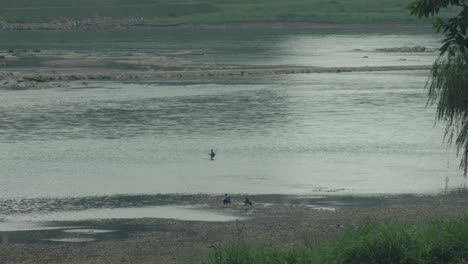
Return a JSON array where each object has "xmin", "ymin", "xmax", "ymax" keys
[{"xmin": 209, "ymin": 149, "xmax": 216, "ymax": 160}]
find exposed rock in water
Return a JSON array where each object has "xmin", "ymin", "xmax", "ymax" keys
[
  {"xmin": 0, "ymin": 79, "xmax": 37, "ymax": 90},
  {"xmin": 376, "ymin": 46, "xmax": 426, "ymax": 52}
]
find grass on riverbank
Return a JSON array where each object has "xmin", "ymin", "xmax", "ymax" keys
[
  {"xmin": 0, "ymin": 0, "xmax": 437, "ymax": 24},
  {"xmin": 200, "ymin": 216, "xmax": 468, "ymax": 264}
]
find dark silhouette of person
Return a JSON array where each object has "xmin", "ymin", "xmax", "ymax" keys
[
  {"xmin": 243, "ymin": 197, "xmax": 252, "ymax": 206},
  {"xmin": 210, "ymin": 149, "xmax": 216, "ymax": 160},
  {"xmin": 223, "ymin": 193, "xmax": 231, "ymax": 205}
]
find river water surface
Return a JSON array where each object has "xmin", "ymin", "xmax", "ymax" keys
[{"xmin": 0, "ymin": 29, "xmax": 463, "ymax": 224}]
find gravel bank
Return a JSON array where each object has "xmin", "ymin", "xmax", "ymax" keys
[
  {"xmin": 1, "ymin": 194, "xmax": 468, "ymax": 264},
  {"xmin": 0, "ymin": 49, "xmax": 432, "ymax": 89}
]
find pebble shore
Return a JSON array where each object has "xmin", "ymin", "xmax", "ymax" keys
[{"xmin": 1, "ymin": 194, "xmax": 468, "ymax": 264}]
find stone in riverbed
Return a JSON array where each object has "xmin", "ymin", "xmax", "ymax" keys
[
  {"xmin": 376, "ymin": 46, "xmax": 426, "ymax": 52},
  {"xmin": 1, "ymin": 79, "xmax": 37, "ymax": 89}
]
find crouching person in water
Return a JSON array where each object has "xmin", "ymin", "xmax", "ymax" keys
[
  {"xmin": 209, "ymin": 149, "xmax": 216, "ymax": 160},
  {"xmin": 223, "ymin": 193, "xmax": 231, "ymax": 205},
  {"xmin": 243, "ymin": 197, "xmax": 252, "ymax": 206}
]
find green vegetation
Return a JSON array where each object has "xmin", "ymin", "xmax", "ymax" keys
[
  {"xmin": 0, "ymin": 0, "xmax": 436, "ymax": 24},
  {"xmin": 409, "ymin": 0, "xmax": 468, "ymax": 176},
  {"xmin": 201, "ymin": 217, "xmax": 468, "ymax": 264}
]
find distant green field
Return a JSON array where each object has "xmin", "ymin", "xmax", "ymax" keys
[{"xmin": 0, "ymin": 0, "xmax": 443, "ymax": 24}]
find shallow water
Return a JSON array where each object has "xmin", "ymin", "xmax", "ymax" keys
[
  {"xmin": 63, "ymin": 229, "xmax": 116, "ymax": 234},
  {"xmin": 0, "ymin": 29, "xmax": 439, "ymax": 68},
  {"xmin": 0, "ymin": 205, "xmax": 244, "ymax": 232},
  {"xmin": 0, "ymin": 30, "xmax": 464, "ymax": 220},
  {"xmin": 44, "ymin": 238, "xmax": 97, "ymax": 243}
]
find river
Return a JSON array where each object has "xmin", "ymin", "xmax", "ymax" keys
[{"xmin": 0, "ymin": 29, "xmax": 462, "ymax": 206}]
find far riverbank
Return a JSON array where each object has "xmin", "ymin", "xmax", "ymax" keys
[{"xmin": 0, "ymin": 21, "xmax": 432, "ymax": 31}]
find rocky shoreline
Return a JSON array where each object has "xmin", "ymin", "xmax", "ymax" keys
[
  {"xmin": 0, "ymin": 193, "xmax": 468, "ymax": 264},
  {"xmin": 0, "ymin": 49, "xmax": 432, "ymax": 89},
  {"xmin": 0, "ymin": 48, "xmax": 434, "ymax": 89}
]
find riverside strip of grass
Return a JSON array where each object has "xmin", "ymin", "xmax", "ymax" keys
[
  {"xmin": 0, "ymin": 0, "xmax": 433, "ymax": 24},
  {"xmin": 200, "ymin": 216, "xmax": 468, "ymax": 264}
]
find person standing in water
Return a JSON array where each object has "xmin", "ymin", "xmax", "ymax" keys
[
  {"xmin": 243, "ymin": 197, "xmax": 252, "ymax": 206},
  {"xmin": 223, "ymin": 193, "xmax": 231, "ymax": 205},
  {"xmin": 209, "ymin": 149, "xmax": 216, "ymax": 160}
]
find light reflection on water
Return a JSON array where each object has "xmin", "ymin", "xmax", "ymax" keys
[
  {"xmin": 0, "ymin": 29, "xmax": 439, "ymax": 67},
  {"xmin": 0, "ymin": 205, "xmax": 244, "ymax": 231},
  {"xmin": 44, "ymin": 238, "xmax": 97, "ymax": 243},
  {"xmin": 271, "ymin": 34, "xmax": 439, "ymax": 67}
]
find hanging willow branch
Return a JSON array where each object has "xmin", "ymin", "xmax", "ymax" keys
[
  {"xmin": 427, "ymin": 52, "xmax": 468, "ymax": 174},
  {"xmin": 410, "ymin": 0, "xmax": 468, "ymax": 176}
]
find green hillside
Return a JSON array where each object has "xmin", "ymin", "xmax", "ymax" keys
[{"xmin": 0, "ymin": 0, "xmax": 437, "ymax": 24}]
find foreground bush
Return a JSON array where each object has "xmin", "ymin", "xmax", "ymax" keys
[{"xmin": 200, "ymin": 216, "xmax": 468, "ymax": 264}]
